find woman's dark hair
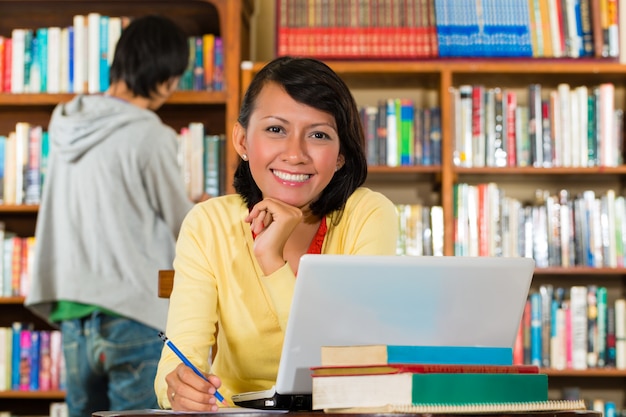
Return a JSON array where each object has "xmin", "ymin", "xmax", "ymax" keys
[
  {"xmin": 233, "ymin": 56, "xmax": 367, "ymax": 217},
  {"xmin": 109, "ymin": 15, "xmax": 189, "ymax": 98}
]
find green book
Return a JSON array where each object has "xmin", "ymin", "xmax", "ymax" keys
[
  {"xmin": 312, "ymin": 372, "xmax": 547, "ymax": 410},
  {"xmin": 409, "ymin": 373, "xmax": 547, "ymax": 404}
]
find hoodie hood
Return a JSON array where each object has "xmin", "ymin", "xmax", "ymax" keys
[{"xmin": 50, "ymin": 94, "xmax": 157, "ymax": 162}]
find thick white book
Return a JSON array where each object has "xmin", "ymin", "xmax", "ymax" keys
[
  {"xmin": 570, "ymin": 285, "xmax": 588, "ymax": 370},
  {"xmin": 10, "ymin": 28, "xmax": 25, "ymax": 93},
  {"xmin": 72, "ymin": 15, "xmax": 87, "ymax": 94},
  {"xmin": 87, "ymin": 12, "xmax": 101, "ymax": 93},
  {"xmin": 46, "ymin": 26, "xmax": 61, "ymax": 94}
]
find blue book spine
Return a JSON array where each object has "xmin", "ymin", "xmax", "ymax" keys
[
  {"xmin": 11, "ymin": 322, "xmax": 22, "ymax": 390},
  {"xmin": 23, "ymin": 30, "xmax": 34, "ymax": 90},
  {"xmin": 68, "ymin": 25, "xmax": 75, "ymax": 93},
  {"xmin": 386, "ymin": 345, "xmax": 513, "ymax": 366},
  {"xmin": 213, "ymin": 37, "xmax": 224, "ymax": 91},
  {"xmin": 29, "ymin": 331, "xmax": 40, "ymax": 390},
  {"xmin": 530, "ymin": 292, "xmax": 542, "ymax": 367},
  {"xmin": 37, "ymin": 27, "xmax": 48, "ymax": 93},
  {"xmin": 99, "ymin": 15, "xmax": 109, "ymax": 92}
]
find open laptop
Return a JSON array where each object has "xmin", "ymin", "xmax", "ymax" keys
[{"xmin": 232, "ymin": 254, "xmax": 535, "ymax": 410}]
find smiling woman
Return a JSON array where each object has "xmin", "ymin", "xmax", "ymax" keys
[{"xmin": 154, "ymin": 56, "xmax": 399, "ymax": 412}]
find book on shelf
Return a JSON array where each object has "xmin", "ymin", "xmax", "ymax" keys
[
  {"xmin": 320, "ymin": 345, "xmax": 513, "ymax": 367},
  {"xmin": 312, "ymin": 372, "xmax": 548, "ymax": 410},
  {"xmin": 311, "ymin": 363, "xmax": 540, "ymax": 377}
]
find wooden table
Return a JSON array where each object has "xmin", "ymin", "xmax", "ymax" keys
[{"xmin": 93, "ymin": 410, "xmax": 601, "ymax": 417}]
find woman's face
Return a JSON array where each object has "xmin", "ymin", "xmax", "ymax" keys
[{"xmin": 234, "ymin": 82, "xmax": 345, "ymax": 210}]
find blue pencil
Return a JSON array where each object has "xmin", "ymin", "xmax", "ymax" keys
[{"xmin": 158, "ymin": 332, "xmax": 227, "ymax": 405}]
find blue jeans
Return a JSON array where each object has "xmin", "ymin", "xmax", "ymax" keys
[{"xmin": 61, "ymin": 312, "xmax": 162, "ymax": 417}]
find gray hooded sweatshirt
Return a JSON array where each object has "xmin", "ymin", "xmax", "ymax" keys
[{"xmin": 25, "ymin": 94, "xmax": 193, "ymax": 331}]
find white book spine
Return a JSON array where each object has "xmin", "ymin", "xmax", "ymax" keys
[
  {"xmin": 108, "ymin": 16, "xmax": 122, "ymax": 65},
  {"xmin": 73, "ymin": 15, "xmax": 87, "ymax": 94},
  {"xmin": 576, "ymin": 86, "xmax": 588, "ymax": 167},
  {"xmin": 570, "ymin": 285, "xmax": 588, "ymax": 369},
  {"xmin": 385, "ymin": 99, "xmax": 398, "ymax": 167},
  {"xmin": 87, "ymin": 12, "xmax": 101, "ymax": 94},
  {"xmin": 60, "ymin": 27, "xmax": 69, "ymax": 93},
  {"xmin": 46, "ymin": 27, "xmax": 61, "ymax": 94},
  {"xmin": 557, "ymin": 83, "xmax": 571, "ymax": 167},
  {"xmin": 14, "ymin": 122, "xmax": 30, "ymax": 205},
  {"xmin": 599, "ymin": 83, "xmax": 615, "ymax": 166},
  {"xmin": 430, "ymin": 205, "xmax": 444, "ymax": 256},
  {"xmin": 10, "ymin": 28, "xmax": 25, "ymax": 93}
]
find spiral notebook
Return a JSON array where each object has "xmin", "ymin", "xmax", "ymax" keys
[
  {"xmin": 232, "ymin": 254, "xmax": 535, "ymax": 411},
  {"xmin": 327, "ymin": 400, "xmax": 588, "ymax": 414}
]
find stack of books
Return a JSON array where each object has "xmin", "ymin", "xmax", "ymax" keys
[{"xmin": 311, "ymin": 344, "xmax": 587, "ymax": 413}]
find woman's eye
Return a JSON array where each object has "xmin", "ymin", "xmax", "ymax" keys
[
  {"xmin": 312, "ymin": 131, "xmax": 330, "ymax": 140},
  {"xmin": 267, "ymin": 126, "xmax": 282, "ymax": 134}
]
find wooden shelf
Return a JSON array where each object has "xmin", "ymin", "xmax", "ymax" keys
[
  {"xmin": 0, "ymin": 91, "xmax": 228, "ymax": 106},
  {"xmin": 0, "ymin": 390, "xmax": 66, "ymax": 399},
  {"xmin": 0, "ymin": 296, "xmax": 26, "ymax": 304},
  {"xmin": 454, "ymin": 166, "xmax": 626, "ymax": 175},
  {"xmin": 0, "ymin": 205, "xmax": 39, "ymax": 213}
]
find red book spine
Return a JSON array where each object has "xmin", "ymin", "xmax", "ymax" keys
[
  {"xmin": 506, "ymin": 90, "xmax": 517, "ymax": 167},
  {"xmin": 311, "ymin": 363, "xmax": 541, "ymax": 376}
]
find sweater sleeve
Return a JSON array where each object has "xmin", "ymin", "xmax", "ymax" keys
[{"xmin": 154, "ymin": 204, "xmax": 218, "ymax": 408}]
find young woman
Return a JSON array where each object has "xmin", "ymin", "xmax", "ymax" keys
[{"xmin": 155, "ymin": 56, "xmax": 398, "ymax": 411}]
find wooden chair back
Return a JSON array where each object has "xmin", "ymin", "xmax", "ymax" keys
[{"xmin": 158, "ymin": 270, "xmax": 175, "ymax": 298}]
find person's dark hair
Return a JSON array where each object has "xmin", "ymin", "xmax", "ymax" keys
[
  {"xmin": 109, "ymin": 15, "xmax": 189, "ymax": 98},
  {"xmin": 233, "ymin": 56, "xmax": 367, "ymax": 217}
]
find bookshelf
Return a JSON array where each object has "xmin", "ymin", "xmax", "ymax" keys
[
  {"xmin": 0, "ymin": 0, "xmax": 253, "ymax": 415},
  {"xmin": 241, "ymin": 59, "xmax": 626, "ymax": 407}
]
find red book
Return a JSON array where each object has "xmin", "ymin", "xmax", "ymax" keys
[{"xmin": 311, "ymin": 363, "xmax": 540, "ymax": 377}]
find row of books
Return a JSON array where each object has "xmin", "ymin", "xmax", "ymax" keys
[
  {"xmin": 0, "ymin": 122, "xmax": 227, "ymax": 207},
  {"xmin": 311, "ymin": 344, "xmax": 584, "ymax": 412},
  {"xmin": 454, "ymin": 184, "xmax": 626, "ymax": 269},
  {"xmin": 360, "ymin": 102, "xmax": 441, "ymax": 167},
  {"xmin": 0, "ymin": 323, "xmax": 65, "ymax": 392},
  {"xmin": 516, "ymin": 285, "xmax": 625, "ymax": 370},
  {"xmin": 179, "ymin": 35, "xmax": 225, "ymax": 93},
  {"xmin": 176, "ymin": 124, "xmax": 227, "ymax": 201},
  {"xmin": 276, "ymin": 0, "xmax": 622, "ymax": 59},
  {"xmin": 451, "ymin": 82, "xmax": 623, "ymax": 169},
  {"xmin": 396, "ymin": 204, "xmax": 443, "ymax": 256},
  {"xmin": 0, "ymin": 227, "xmax": 35, "ymax": 299},
  {"xmin": 0, "ymin": 122, "xmax": 49, "ymax": 206},
  {"xmin": 0, "ymin": 14, "xmax": 224, "ymax": 94}
]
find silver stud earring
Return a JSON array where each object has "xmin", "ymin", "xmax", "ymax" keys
[{"xmin": 242, "ymin": 154, "xmax": 248, "ymax": 161}]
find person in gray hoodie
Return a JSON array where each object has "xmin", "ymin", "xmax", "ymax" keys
[{"xmin": 25, "ymin": 15, "xmax": 193, "ymax": 417}]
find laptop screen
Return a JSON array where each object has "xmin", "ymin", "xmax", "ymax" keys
[{"xmin": 276, "ymin": 254, "xmax": 535, "ymax": 394}]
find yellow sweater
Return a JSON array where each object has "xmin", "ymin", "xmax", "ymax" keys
[{"xmin": 155, "ymin": 187, "xmax": 398, "ymax": 407}]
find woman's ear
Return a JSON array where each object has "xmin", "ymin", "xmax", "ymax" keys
[
  {"xmin": 232, "ymin": 122, "xmax": 248, "ymax": 159},
  {"xmin": 336, "ymin": 154, "xmax": 345, "ymax": 170}
]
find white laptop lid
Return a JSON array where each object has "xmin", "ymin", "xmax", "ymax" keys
[{"xmin": 275, "ymin": 254, "xmax": 535, "ymax": 394}]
